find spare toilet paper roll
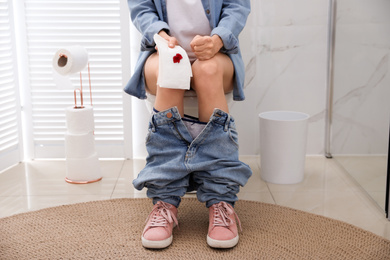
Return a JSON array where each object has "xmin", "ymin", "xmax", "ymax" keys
[
  {"xmin": 66, "ymin": 105, "xmax": 95, "ymax": 134},
  {"xmin": 65, "ymin": 131, "xmax": 96, "ymax": 158},
  {"xmin": 153, "ymin": 34, "xmax": 192, "ymax": 90},
  {"xmin": 65, "ymin": 153, "xmax": 101, "ymax": 182},
  {"xmin": 52, "ymin": 45, "xmax": 89, "ymax": 89}
]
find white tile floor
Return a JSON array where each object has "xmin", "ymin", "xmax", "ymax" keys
[
  {"xmin": 1, "ymin": 156, "xmax": 389, "ymax": 240},
  {"xmin": 333, "ymin": 155, "xmax": 388, "ymax": 211}
]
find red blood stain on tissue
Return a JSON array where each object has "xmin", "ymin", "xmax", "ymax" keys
[{"xmin": 173, "ymin": 53, "xmax": 183, "ymax": 63}]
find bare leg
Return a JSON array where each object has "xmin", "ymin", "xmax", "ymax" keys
[
  {"xmin": 144, "ymin": 52, "xmax": 185, "ymax": 116},
  {"xmin": 191, "ymin": 53, "xmax": 234, "ymax": 122}
]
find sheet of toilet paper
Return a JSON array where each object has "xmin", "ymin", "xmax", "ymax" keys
[
  {"xmin": 154, "ymin": 34, "xmax": 192, "ymax": 90},
  {"xmin": 52, "ymin": 45, "xmax": 89, "ymax": 89},
  {"xmin": 65, "ymin": 132, "xmax": 96, "ymax": 158},
  {"xmin": 66, "ymin": 153, "xmax": 101, "ymax": 182},
  {"xmin": 65, "ymin": 106, "xmax": 95, "ymax": 134}
]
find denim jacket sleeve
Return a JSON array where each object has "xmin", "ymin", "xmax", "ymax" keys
[
  {"xmin": 210, "ymin": 0, "xmax": 251, "ymax": 54},
  {"xmin": 127, "ymin": 0, "xmax": 169, "ymax": 51}
]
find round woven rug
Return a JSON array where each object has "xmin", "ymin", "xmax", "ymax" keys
[{"xmin": 1, "ymin": 198, "xmax": 389, "ymax": 259}]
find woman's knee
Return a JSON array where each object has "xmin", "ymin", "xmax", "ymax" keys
[
  {"xmin": 192, "ymin": 58, "xmax": 222, "ymax": 79},
  {"xmin": 144, "ymin": 53, "xmax": 159, "ymax": 94}
]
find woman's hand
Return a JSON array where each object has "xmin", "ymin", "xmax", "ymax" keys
[
  {"xmin": 158, "ymin": 30, "xmax": 178, "ymax": 48},
  {"xmin": 190, "ymin": 35, "xmax": 223, "ymax": 61}
]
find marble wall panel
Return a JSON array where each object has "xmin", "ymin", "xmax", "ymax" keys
[
  {"xmin": 232, "ymin": 0, "xmax": 329, "ymax": 155},
  {"xmin": 331, "ymin": 0, "xmax": 390, "ymax": 155}
]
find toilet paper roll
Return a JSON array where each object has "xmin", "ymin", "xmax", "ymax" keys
[
  {"xmin": 66, "ymin": 105, "xmax": 95, "ymax": 134},
  {"xmin": 154, "ymin": 34, "xmax": 192, "ymax": 90},
  {"xmin": 52, "ymin": 45, "xmax": 89, "ymax": 89},
  {"xmin": 65, "ymin": 131, "xmax": 96, "ymax": 158},
  {"xmin": 65, "ymin": 153, "xmax": 101, "ymax": 183},
  {"xmin": 53, "ymin": 46, "xmax": 88, "ymax": 76}
]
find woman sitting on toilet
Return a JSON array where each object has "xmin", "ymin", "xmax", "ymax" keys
[{"xmin": 124, "ymin": 0, "xmax": 252, "ymax": 249}]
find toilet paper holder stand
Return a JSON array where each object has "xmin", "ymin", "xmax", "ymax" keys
[{"xmin": 58, "ymin": 53, "xmax": 93, "ymax": 109}]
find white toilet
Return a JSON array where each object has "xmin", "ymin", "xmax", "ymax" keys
[{"xmin": 145, "ymin": 90, "xmax": 234, "ymax": 118}]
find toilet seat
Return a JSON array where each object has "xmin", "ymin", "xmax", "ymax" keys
[{"xmin": 145, "ymin": 90, "xmax": 234, "ymax": 117}]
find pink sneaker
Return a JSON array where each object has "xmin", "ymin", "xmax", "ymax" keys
[
  {"xmin": 207, "ymin": 201, "xmax": 242, "ymax": 248},
  {"xmin": 142, "ymin": 201, "xmax": 178, "ymax": 249}
]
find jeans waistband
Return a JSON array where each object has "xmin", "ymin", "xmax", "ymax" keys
[
  {"xmin": 210, "ymin": 109, "xmax": 233, "ymax": 131},
  {"xmin": 151, "ymin": 107, "xmax": 233, "ymax": 131},
  {"xmin": 151, "ymin": 107, "xmax": 182, "ymax": 127}
]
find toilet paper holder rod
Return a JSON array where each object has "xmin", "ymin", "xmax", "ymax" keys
[{"xmin": 73, "ymin": 62, "xmax": 93, "ymax": 109}]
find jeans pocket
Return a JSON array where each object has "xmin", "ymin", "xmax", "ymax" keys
[
  {"xmin": 145, "ymin": 122, "xmax": 154, "ymax": 144},
  {"xmin": 145, "ymin": 130, "xmax": 152, "ymax": 145},
  {"xmin": 228, "ymin": 128, "xmax": 240, "ymax": 148}
]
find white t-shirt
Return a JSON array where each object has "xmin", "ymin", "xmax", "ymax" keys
[{"xmin": 166, "ymin": 0, "xmax": 212, "ymax": 62}]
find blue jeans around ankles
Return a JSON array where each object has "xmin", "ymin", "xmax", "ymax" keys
[{"xmin": 132, "ymin": 107, "xmax": 252, "ymax": 208}]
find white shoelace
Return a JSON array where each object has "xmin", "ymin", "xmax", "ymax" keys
[
  {"xmin": 146, "ymin": 201, "xmax": 179, "ymax": 229},
  {"xmin": 212, "ymin": 202, "xmax": 242, "ymax": 232}
]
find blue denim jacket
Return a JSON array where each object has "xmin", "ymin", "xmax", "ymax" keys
[{"xmin": 124, "ymin": 0, "xmax": 251, "ymax": 101}]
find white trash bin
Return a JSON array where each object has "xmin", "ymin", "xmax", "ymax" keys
[{"xmin": 259, "ymin": 111, "xmax": 309, "ymax": 184}]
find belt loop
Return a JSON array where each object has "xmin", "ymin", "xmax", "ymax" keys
[
  {"xmin": 224, "ymin": 113, "xmax": 231, "ymax": 132},
  {"xmin": 150, "ymin": 114, "xmax": 156, "ymax": 132}
]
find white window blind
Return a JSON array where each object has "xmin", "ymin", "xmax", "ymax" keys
[
  {"xmin": 0, "ymin": 0, "xmax": 22, "ymax": 170},
  {"xmin": 22, "ymin": 0, "xmax": 130, "ymax": 158}
]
